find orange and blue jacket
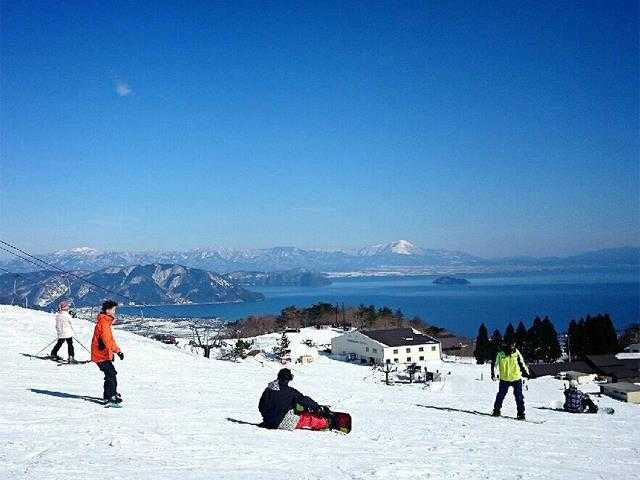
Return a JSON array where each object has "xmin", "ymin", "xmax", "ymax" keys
[{"xmin": 91, "ymin": 313, "xmax": 121, "ymax": 363}]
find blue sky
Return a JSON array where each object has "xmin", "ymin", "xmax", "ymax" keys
[{"xmin": 1, "ymin": 1, "xmax": 638, "ymax": 257}]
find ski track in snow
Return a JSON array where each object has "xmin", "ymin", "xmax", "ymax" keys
[{"xmin": 1, "ymin": 305, "xmax": 638, "ymax": 480}]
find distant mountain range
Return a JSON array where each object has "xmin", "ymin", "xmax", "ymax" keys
[
  {"xmin": 0, "ymin": 241, "xmax": 638, "ymax": 276},
  {"xmin": 0, "ymin": 264, "xmax": 264, "ymax": 308}
]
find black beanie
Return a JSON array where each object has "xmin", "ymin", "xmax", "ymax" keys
[{"xmin": 277, "ymin": 368, "xmax": 293, "ymax": 383}]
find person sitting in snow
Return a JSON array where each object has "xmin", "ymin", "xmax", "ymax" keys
[
  {"xmin": 491, "ymin": 340, "xmax": 530, "ymax": 420},
  {"xmin": 91, "ymin": 300, "xmax": 124, "ymax": 406},
  {"xmin": 258, "ymin": 368, "xmax": 331, "ymax": 431},
  {"xmin": 50, "ymin": 299, "xmax": 76, "ymax": 362},
  {"xmin": 563, "ymin": 381, "xmax": 598, "ymax": 414}
]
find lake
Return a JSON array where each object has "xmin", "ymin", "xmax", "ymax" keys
[{"xmin": 119, "ymin": 271, "xmax": 640, "ymax": 336}]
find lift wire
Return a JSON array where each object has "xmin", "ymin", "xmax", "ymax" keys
[{"xmin": 0, "ymin": 239, "xmax": 134, "ymax": 304}]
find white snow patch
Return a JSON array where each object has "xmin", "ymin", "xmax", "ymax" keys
[{"xmin": 1, "ymin": 305, "xmax": 638, "ymax": 479}]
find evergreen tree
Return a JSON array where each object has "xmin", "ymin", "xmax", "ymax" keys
[
  {"xmin": 272, "ymin": 332, "xmax": 291, "ymax": 360},
  {"xmin": 600, "ymin": 314, "xmax": 620, "ymax": 354},
  {"xmin": 526, "ymin": 317, "xmax": 545, "ymax": 363},
  {"xmin": 566, "ymin": 313, "xmax": 620, "ymax": 360},
  {"xmin": 504, "ymin": 323, "xmax": 515, "ymax": 344},
  {"xmin": 490, "ymin": 329, "xmax": 503, "ymax": 360},
  {"xmin": 514, "ymin": 321, "xmax": 528, "ymax": 355},
  {"xmin": 473, "ymin": 323, "xmax": 491, "ymax": 364},
  {"xmin": 540, "ymin": 317, "xmax": 562, "ymax": 363},
  {"xmin": 233, "ymin": 338, "xmax": 253, "ymax": 360}
]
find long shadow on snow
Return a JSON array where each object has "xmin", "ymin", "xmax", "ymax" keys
[
  {"xmin": 29, "ymin": 389, "xmax": 104, "ymax": 404},
  {"xmin": 416, "ymin": 404, "xmax": 494, "ymax": 417}
]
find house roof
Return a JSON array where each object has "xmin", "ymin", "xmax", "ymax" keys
[
  {"xmin": 530, "ymin": 355, "xmax": 640, "ymax": 381},
  {"xmin": 529, "ymin": 361, "xmax": 595, "ymax": 378},
  {"xmin": 360, "ymin": 328, "xmax": 440, "ymax": 347},
  {"xmin": 585, "ymin": 355, "xmax": 640, "ymax": 382}
]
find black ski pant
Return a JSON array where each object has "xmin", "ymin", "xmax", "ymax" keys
[
  {"xmin": 51, "ymin": 338, "xmax": 74, "ymax": 358},
  {"xmin": 97, "ymin": 360, "xmax": 118, "ymax": 400},
  {"xmin": 493, "ymin": 379, "xmax": 525, "ymax": 416},
  {"xmin": 583, "ymin": 397, "xmax": 598, "ymax": 413}
]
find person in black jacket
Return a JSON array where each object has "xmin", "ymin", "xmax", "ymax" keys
[{"xmin": 258, "ymin": 368, "xmax": 330, "ymax": 431}]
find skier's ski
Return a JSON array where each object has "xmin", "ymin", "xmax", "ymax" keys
[
  {"xmin": 57, "ymin": 360, "xmax": 91, "ymax": 366},
  {"xmin": 21, "ymin": 353, "xmax": 60, "ymax": 362}
]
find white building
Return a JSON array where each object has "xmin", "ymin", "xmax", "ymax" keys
[{"xmin": 331, "ymin": 328, "xmax": 441, "ymax": 366}]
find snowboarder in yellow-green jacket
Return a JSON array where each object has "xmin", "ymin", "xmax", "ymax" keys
[{"xmin": 491, "ymin": 340, "xmax": 530, "ymax": 420}]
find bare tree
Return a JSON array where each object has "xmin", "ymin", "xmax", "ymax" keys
[
  {"xmin": 191, "ymin": 324, "xmax": 223, "ymax": 358},
  {"xmin": 380, "ymin": 363, "xmax": 397, "ymax": 385}
]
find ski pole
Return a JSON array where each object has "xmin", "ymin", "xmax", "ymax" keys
[
  {"xmin": 73, "ymin": 337, "xmax": 91, "ymax": 354},
  {"xmin": 34, "ymin": 338, "xmax": 58, "ymax": 356}
]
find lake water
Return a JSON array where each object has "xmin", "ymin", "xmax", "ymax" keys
[{"xmin": 119, "ymin": 271, "xmax": 640, "ymax": 336}]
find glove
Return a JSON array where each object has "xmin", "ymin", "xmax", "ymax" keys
[
  {"xmin": 491, "ymin": 373, "xmax": 496, "ymax": 381},
  {"xmin": 117, "ymin": 352, "xmax": 124, "ymax": 360}
]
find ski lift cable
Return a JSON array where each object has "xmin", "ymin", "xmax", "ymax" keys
[{"xmin": 0, "ymin": 239, "xmax": 138, "ymax": 305}]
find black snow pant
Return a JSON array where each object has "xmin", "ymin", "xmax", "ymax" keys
[
  {"xmin": 51, "ymin": 338, "xmax": 74, "ymax": 358},
  {"xmin": 493, "ymin": 379, "xmax": 525, "ymax": 416},
  {"xmin": 97, "ymin": 361, "xmax": 118, "ymax": 400},
  {"xmin": 583, "ymin": 397, "xmax": 598, "ymax": 413}
]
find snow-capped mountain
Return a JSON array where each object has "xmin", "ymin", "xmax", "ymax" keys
[
  {"xmin": 0, "ymin": 242, "xmax": 637, "ymax": 275},
  {"xmin": 358, "ymin": 240, "xmax": 425, "ymax": 256},
  {"xmin": 0, "ymin": 264, "xmax": 264, "ymax": 308}
]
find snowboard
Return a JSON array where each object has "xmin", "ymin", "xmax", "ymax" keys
[
  {"xmin": 330, "ymin": 411, "xmax": 352, "ymax": 434},
  {"xmin": 81, "ymin": 396, "xmax": 123, "ymax": 408},
  {"xmin": 471, "ymin": 411, "xmax": 545, "ymax": 424},
  {"xmin": 538, "ymin": 401, "xmax": 614, "ymax": 415}
]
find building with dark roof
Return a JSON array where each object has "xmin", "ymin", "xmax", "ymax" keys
[
  {"xmin": 529, "ymin": 355, "xmax": 640, "ymax": 383},
  {"xmin": 331, "ymin": 328, "xmax": 441, "ymax": 366}
]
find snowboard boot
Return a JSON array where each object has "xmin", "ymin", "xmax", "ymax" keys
[
  {"xmin": 491, "ymin": 409, "xmax": 501, "ymax": 417},
  {"xmin": 116, "ymin": 393, "xmax": 122, "ymax": 402},
  {"xmin": 50, "ymin": 354, "xmax": 62, "ymax": 361},
  {"xmin": 106, "ymin": 396, "xmax": 122, "ymax": 407},
  {"xmin": 517, "ymin": 413, "xmax": 526, "ymax": 421},
  {"xmin": 68, "ymin": 356, "xmax": 76, "ymax": 364}
]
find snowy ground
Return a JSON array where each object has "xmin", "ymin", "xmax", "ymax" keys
[{"xmin": 1, "ymin": 305, "xmax": 638, "ymax": 480}]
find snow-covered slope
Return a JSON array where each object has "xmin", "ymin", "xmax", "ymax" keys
[{"xmin": 1, "ymin": 305, "xmax": 638, "ymax": 480}]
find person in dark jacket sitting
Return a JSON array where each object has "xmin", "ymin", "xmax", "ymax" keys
[
  {"xmin": 258, "ymin": 368, "xmax": 330, "ymax": 431},
  {"xmin": 563, "ymin": 381, "xmax": 598, "ymax": 413}
]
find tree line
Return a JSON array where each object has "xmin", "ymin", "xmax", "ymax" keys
[
  {"xmin": 227, "ymin": 302, "xmax": 450, "ymax": 338},
  {"xmin": 567, "ymin": 314, "xmax": 619, "ymax": 360},
  {"xmin": 473, "ymin": 316, "xmax": 562, "ymax": 364},
  {"xmin": 474, "ymin": 313, "xmax": 624, "ymax": 365}
]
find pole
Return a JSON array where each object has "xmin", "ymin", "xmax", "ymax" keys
[
  {"xmin": 35, "ymin": 338, "xmax": 58, "ymax": 356},
  {"xmin": 73, "ymin": 337, "xmax": 91, "ymax": 354}
]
